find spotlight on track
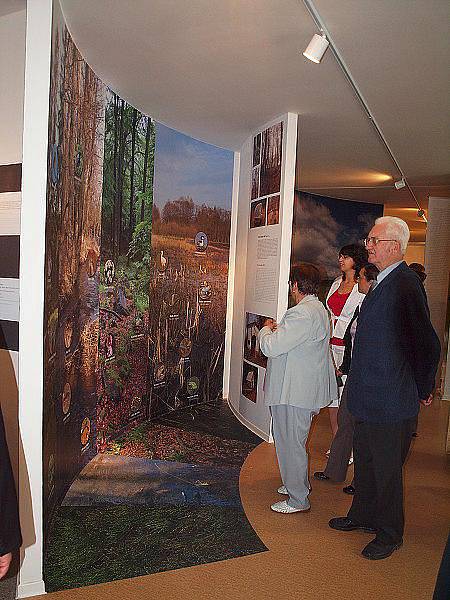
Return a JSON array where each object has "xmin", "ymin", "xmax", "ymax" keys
[{"xmin": 303, "ymin": 33, "xmax": 329, "ymax": 63}]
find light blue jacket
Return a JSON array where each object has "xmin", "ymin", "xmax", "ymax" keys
[{"xmin": 258, "ymin": 295, "xmax": 337, "ymax": 410}]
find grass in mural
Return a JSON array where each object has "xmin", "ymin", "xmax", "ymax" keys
[{"xmin": 44, "ymin": 505, "xmax": 267, "ymax": 591}]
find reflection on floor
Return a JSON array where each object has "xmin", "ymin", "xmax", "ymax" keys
[{"xmin": 44, "ymin": 402, "xmax": 267, "ymax": 592}]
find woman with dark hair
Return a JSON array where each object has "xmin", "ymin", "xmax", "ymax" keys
[
  {"xmin": 325, "ymin": 244, "xmax": 368, "ymax": 445},
  {"xmin": 258, "ymin": 263, "xmax": 337, "ymax": 513}
]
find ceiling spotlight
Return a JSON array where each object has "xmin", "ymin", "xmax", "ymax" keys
[
  {"xmin": 394, "ymin": 178, "xmax": 406, "ymax": 190},
  {"xmin": 303, "ymin": 34, "xmax": 329, "ymax": 63},
  {"xmin": 417, "ymin": 209, "xmax": 426, "ymax": 220}
]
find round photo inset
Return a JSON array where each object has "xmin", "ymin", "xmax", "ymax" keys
[
  {"xmin": 130, "ymin": 396, "xmax": 142, "ymax": 413},
  {"xmin": 199, "ymin": 281, "xmax": 212, "ymax": 301},
  {"xmin": 80, "ymin": 417, "xmax": 91, "ymax": 446},
  {"xmin": 64, "ymin": 319, "xmax": 74, "ymax": 351},
  {"xmin": 187, "ymin": 376, "xmax": 200, "ymax": 396},
  {"xmin": 154, "ymin": 362, "xmax": 166, "ymax": 383},
  {"xmin": 104, "ymin": 259, "xmax": 115, "ymax": 285},
  {"xmin": 179, "ymin": 338, "xmax": 192, "ymax": 358},
  {"xmin": 62, "ymin": 382, "xmax": 72, "ymax": 416},
  {"xmin": 194, "ymin": 231, "xmax": 208, "ymax": 253}
]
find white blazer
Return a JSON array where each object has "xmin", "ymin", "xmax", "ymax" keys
[
  {"xmin": 258, "ymin": 295, "xmax": 338, "ymax": 410},
  {"xmin": 326, "ymin": 277, "xmax": 365, "ymax": 341}
]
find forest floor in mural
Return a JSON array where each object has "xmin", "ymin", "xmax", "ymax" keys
[{"xmin": 44, "ymin": 402, "xmax": 266, "ymax": 592}]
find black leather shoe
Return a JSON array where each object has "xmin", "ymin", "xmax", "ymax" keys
[
  {"xmin": 343, "ymin": 485, "xmax": 355, "ymax": 495},
  {"xmin": 329, "ymin": 517, "xmax": 376, "ymax": 533},
  {"xmin": 314, "ymin": 471, "xmax": 330, "ymax": 481},
  {"xmin": 361, "ymin": 539, "xmax": 403, "ymax": 560}
]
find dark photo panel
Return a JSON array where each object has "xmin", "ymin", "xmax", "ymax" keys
[
  {"xmin": 251, "ymin": 165, "xmax": 260, "ymax": 200},
  {"xmin": 242, "ymin": 360, "xmax": 258, "ymax": 403},
  {"xmin": 250, "ymin": 198, "xmax": 267, "ymax": 229},
  {"xmin": 252, "ymin": 133, "xmax": 261, "ymax": 167},
  {"xmin": 243, "ymin": 312, "xmax": 269, "ymax": 368},
  {"xmin": 0, "ymin": 235, "xmax": 20, "ymax": 278},
  {"xmin": 260, "ymin": 122, "xmax": 283, "ymax": 197},
  {"xmin": 267, "ymin": 195, "xmax": 280, "ymax": 225},
  {"xmin": 0, "ymin": 320, "xmax": 19, "ymax": 351}
]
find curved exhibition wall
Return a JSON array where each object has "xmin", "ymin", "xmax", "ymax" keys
[{"xmin": 41, "ymin": 3, "xmax": 263, "ymax": 592}]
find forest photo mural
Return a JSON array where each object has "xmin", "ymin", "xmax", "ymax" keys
[
  {"xmin": 96, "ymin": 90, "xmax": 155, "ymax": 451},
  {"xmin": 43, "ymin": 4, "xmax": 106, "ymax": 531},
  {"xmin": 42, "ymin": 2, "xmax": 265, "ymax": 591}
]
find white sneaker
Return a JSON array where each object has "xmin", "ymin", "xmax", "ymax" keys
[
  {"xmin": 277, "ymin": 485, "xmax": 288, "ymax": 495},
  {"xmin": 270, "ymin": 500, "xmax": 310, "ymax": 513}
]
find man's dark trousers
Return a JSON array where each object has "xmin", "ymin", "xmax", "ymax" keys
[{"xmin": 347, "ymin": 416, "xmax": 416, "ymax": 545}]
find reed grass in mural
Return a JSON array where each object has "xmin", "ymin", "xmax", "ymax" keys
[{"xmin": 148, "ymin": 202, "xmax": 231, "ymax": 418}]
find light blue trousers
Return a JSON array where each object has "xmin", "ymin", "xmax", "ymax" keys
[{"xmin": 271, "ymin": 405, "xmax": 317, "ymax": 509}]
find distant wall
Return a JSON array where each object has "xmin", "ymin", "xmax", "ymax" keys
[{"xmin": 0, "ymin": 8, "xmax": 26, "ymax": 484}]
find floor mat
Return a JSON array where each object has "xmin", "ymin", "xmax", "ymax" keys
[{"xmin": 44, "ymin": 402, "xmax": 267, "ymax": 591}]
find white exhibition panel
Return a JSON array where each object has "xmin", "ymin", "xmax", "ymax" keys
[
  {"xmin": 228, "ymin": 113, "xmax": 298, "ymax": 441},
  {"xmin": 17, "ymin": 0, "xmax": 53, "ymax": 596}
]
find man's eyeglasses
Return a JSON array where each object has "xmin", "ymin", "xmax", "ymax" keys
[{"xmin": 364, "ymin": 237, "xmax": 397, "ymax": 248}]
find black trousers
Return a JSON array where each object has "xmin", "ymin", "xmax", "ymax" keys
[
  {"xmin": 324, "ymin": 384, "xmax": 354, "ymax": 482},
  {"xmin": 347, "ymin": 416, "xmax": 416, "ymax": 545},
  {"xmin": 0, "ymin": 407, "xmax": 22, "ymax": 556}
]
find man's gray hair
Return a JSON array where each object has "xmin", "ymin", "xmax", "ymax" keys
[{"xmin": 375, "ymin": 216, "xmax": 410, "ymax": 254}]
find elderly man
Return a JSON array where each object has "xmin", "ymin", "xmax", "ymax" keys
[
  {"xmin": 329, "ymin": 216, "xmax": 440, "ymax": 560},
  {"xmin": 259, "ymin": 263, "xmax": 337, "ymax": 514}
]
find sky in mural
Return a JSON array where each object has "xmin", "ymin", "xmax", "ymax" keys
[{"xmin": 154, "ymin": 123, "xmax": 234, "ymax": 210}]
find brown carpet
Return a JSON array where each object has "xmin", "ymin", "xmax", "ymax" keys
[{"xmin": 33, "ymin": 400, "xmax": 449, "ymax": 600}]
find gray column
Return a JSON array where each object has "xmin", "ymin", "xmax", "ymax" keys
[
  {"xmin": 424, "ymin": 197, "xmax": 450, "ymax": 380},
  {"xmin": 424, "ymin": 197, "xmax": 450, "ymax": 454}
]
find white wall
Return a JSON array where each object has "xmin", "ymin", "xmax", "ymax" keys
[
  {"xmin": 404, "ymin": 242, "xmax": 425, "ymax": 266},
  {"xmin": 17, "ymin": 0, "xmax": 52, "ymax": 596},
  {"xmin": 0, "ymin": 9, "xmax": 26, "ymax": 164},
  {"xmin": 0, "ymin": 3, "xmax": 25, "ymax": 556}
]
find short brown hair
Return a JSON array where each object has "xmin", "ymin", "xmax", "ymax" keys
[{"xmin": 290, "ymin": 263, "xmax": 321, "ymax": 296}]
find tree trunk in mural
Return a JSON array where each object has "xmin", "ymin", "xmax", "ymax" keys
[
  {"xmin": 129, "ymin": 108, "xmax": 138, "ymax": 240},
  {"xmin": 141, "ymin": 118, "xmax": 152, "ymax": 222},
  {"xmin": 112, "ymin": 94, "xmax": 119, "ymax": 258},
  {"xmin": 43, "ymin": 19, "xmax": 106, "ymax": 541}
]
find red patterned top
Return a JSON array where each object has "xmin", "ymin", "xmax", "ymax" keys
[{"xmin": 327, "ymin": 290, "xmax": 351, "ymax": 346}]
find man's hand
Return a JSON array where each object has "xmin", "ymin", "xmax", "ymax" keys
[
  {"xmin": 0, "ymin": 552, "xmax": 12, "ymax": 579},
  {"xmin": 419, "ymin": 394, "xmax": 433, "ymax": 406}
]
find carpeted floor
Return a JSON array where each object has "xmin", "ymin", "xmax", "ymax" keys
[{"xmin": 24, "ymin": 400, "xmax": 450, "ymax": 599}]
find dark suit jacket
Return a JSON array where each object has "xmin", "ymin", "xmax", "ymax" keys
[
  {"xmin": 0, "ymin": 405, "xmax": 22, "ymax": 555},
  {"xmin": 339, "ymin": 306, "xmax": 359, "ymax": 375},
  {"xmin": 347, "ymin": 262, "xmax": 440, "ymax": 423}
]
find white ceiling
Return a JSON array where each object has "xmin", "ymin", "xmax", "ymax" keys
[
  {"xmin": 59, "ymin": 0, "xmax": 450, "ymax": 232},
  {"xmin": 0, "ymin": 0, "xmax": 25, "ymax": 18}
]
